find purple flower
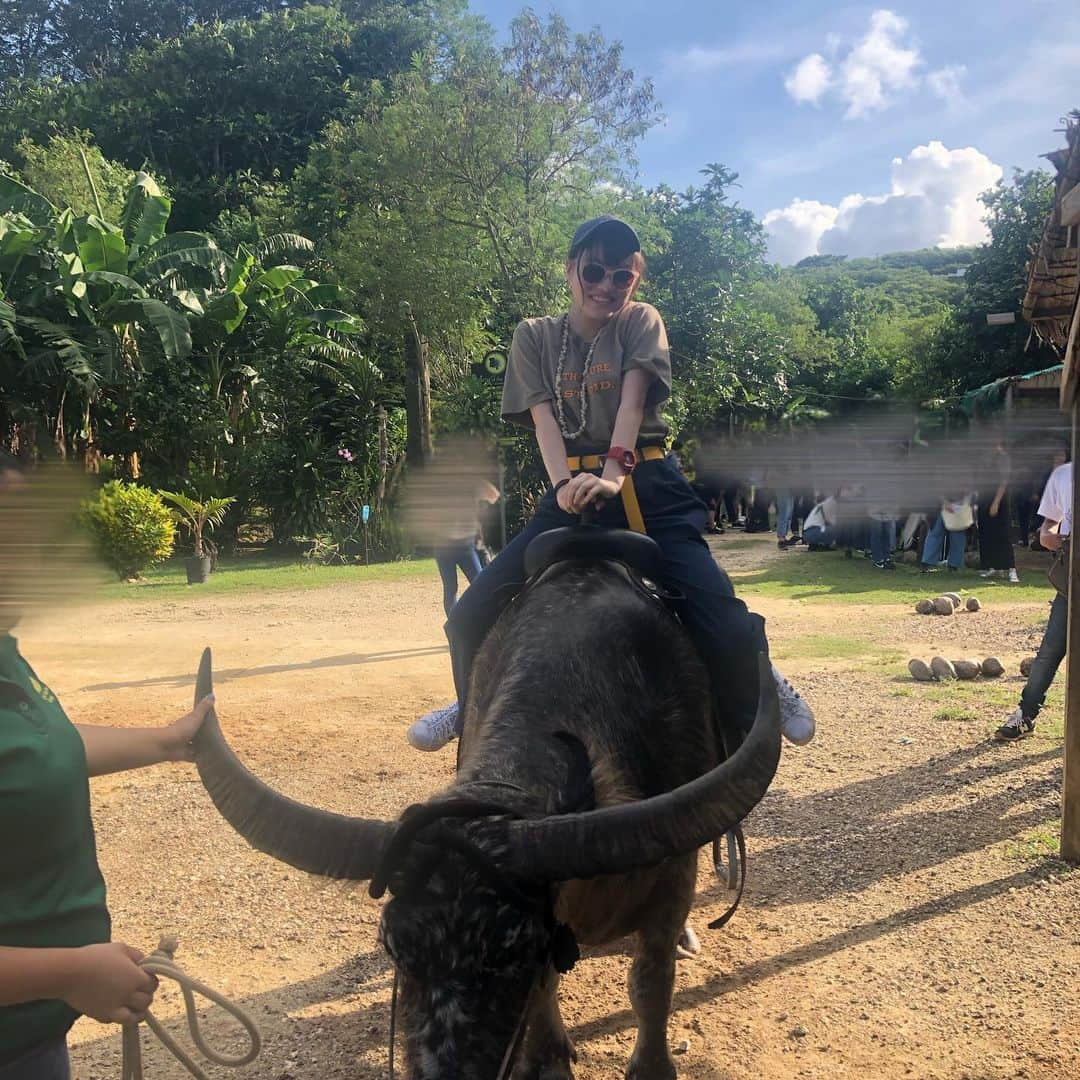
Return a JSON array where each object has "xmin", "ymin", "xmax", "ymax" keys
[{"xmin": 338, "ymin": 448, "xmax": 355, "ymax": 462}]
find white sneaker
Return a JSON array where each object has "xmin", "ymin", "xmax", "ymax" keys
[
  {"xmin": 407, "ymin": 701, "xmax": 460, "ymax": 751},
  {"xmin": 1008, "ymin": 568, "xmax": 1020, "ymax": 583},
  {"xmin": 978, "ymin": 569, "xmax": 997, "ymax": 578},
  {"xmin": 771, "ymin": 664, "xmax": 816, "ymax": 745}
]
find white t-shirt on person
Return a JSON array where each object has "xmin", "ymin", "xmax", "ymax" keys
[
  {"xmin": 1038, "ymin": 462, "xmax": 1072, "ymax": 537},
  {"xmin": 804, "ymin": 496, "xmax": 838, "ymax": 532}
]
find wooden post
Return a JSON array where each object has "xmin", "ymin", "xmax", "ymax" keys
[
  {"xmin": 403, "ymin": 324, "xmax": 432, "ymax": 467},
  {"xmin": 1065, "ymin": 400, "xmax": 1080, "ymax": 862}
]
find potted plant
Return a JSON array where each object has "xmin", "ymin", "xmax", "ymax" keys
[{"xmin": 159, "ymin": 491, "xmax": 236, "ymax": 584}]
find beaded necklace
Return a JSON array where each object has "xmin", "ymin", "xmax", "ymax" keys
[{"xmin": 554, "ymin": 314, "xmax": 605, "ymax": 441}]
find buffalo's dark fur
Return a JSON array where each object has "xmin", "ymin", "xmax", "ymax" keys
[{"xmin": 381, "ymin": 560, "xmax": 718, "ymax": 1079}]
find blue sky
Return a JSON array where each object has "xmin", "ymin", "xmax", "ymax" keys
[{"xmin": 468, "ymin": 1, "xmax": 1080, "ymax": 262}]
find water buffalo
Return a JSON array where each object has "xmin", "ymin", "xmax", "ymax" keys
[{"xmin": 193, "ymin": 530, "xmax": 780, "ymax": 1079}]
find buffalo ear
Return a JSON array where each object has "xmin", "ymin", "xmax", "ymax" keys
[{"xmin": 552, "ymin": 732, "xmax": 595, "ymax": 814}]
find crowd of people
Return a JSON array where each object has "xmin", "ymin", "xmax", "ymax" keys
[{"xmin": 689, "ymin": 415, "xmax": 1069, "ymax": 581}]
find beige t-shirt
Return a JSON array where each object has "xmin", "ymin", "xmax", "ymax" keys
[{"xmin": 501, "ymin": 302, "xmax": 672, "ymax": 453}]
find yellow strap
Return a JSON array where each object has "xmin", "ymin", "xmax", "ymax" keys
[
  {"xmin": 620, "ymin": 474, "xmax": 647, "ymax": 534},
  {"xmin": 565, "ymin": 445, "xmax": 665, "ymax": 471},
  {"xmin": 563, "ymin": 446, "xmax": 663, "ymax": 534}
]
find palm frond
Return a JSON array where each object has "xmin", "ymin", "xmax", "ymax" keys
[{"xmin": 252, "ymin": 233, "xmax": 315, "ymax": 262}]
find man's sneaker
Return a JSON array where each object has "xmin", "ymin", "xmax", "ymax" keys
[
  {"xmin": 978, "ymin": 569, "xmax": 997, "ymax": 578},
  {"xmin": 771, "ymin": 664, "xmax": 816, "ymax": 745},
  {"xmin": 1008, "ymin": 568, "xmax": 1020, "ymax": 583},
  {"xmin": 407, "ymin": 701, "xmax": 460, "ymax": 751},
  {"xmin": 994, "ymin": 707, "xmax": 1035, "ymax": 742}
]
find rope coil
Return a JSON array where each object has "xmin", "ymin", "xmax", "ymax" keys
[{"xmin": 120, "ymin": 936, "xmax": 261, "ymax": 1080}]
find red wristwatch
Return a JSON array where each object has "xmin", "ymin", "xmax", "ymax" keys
[{"xmin": 605, "ymin": 446, "xmax": 637, "ymax": 473}]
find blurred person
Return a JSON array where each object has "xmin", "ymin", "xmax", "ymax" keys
[
  {"xmin": 772, "ymin": 461, "xmax": 795, "ymax": 550},
  {"xmin": 920, "ymin": 489, "xmax": 973, "ymax": 574},
  {"xmin": 434, "ymin": 480, "xmax": 500, "ymax": 617},
  {"xmin": 996, "ymin": 454, "xmax": 1072, "ymax": 741},
  {"xmin": 977, "ymin": 439, "xmax": 1018, "ymax": 582},
  {"xmin": 0, "ymin": 451, "xmax": 215, "ymax": 1079},
  {"xmin": 802, "ymin": 493, "xmax": 839, "ymax": 550},
  {"xmin": 1030, "ymin": 444, "xmax": 1069, "ymax": 551}
]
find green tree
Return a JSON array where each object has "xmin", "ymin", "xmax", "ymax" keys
[
  {"xmin": 14, "ymin": 130, "xmax": 142, "ymax": 220},
  {"xmin": 298, "ymin": 8, "xmax": 657, "ymax": 462},
  {"xmin": 906, "ymin": 169, "xmax": 1055, "ymax": 397},
  {"xmin": 0, "ymin": 0, "xmax": 58, "ymax": 80}
]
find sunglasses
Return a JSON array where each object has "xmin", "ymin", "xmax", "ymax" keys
[{"xmin": 580, "ymin": 262, "xmax": 638, "ymax": 290}]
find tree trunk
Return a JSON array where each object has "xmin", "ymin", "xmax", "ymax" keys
[
  {"xmin": 403, "ymin": 326, "xmax": 432, "ymax": 467},
  {"xmin": 376, "ymin": 405, "xmax": 389, "ymax": 506}
]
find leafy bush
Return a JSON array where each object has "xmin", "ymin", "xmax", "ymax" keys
[{"xmin": 80, "ymin": 481, "xmax": 175, "ymax": 579}]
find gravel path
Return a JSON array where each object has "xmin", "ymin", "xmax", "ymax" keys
[{"xmin": 16, "ymin": 532, "xmax": 1076, "ymax": 1079}]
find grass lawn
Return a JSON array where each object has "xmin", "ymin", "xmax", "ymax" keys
[
  {"xmin": 732, "ymin": 546, "xmax": 1057, "ymax": 606},
  {"xmin": 101, "ymin": 552, "xmax": 437, "ymax": 600}
]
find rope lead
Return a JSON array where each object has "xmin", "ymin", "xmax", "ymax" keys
[{"xmin": 120, "ymin": 936, "xmax": 261, "ymax": 1080}]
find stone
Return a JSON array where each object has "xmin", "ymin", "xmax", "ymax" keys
[
  {"xmin": 966, "ymin": 597, "xmax": 981, "ymax": 612},
  {"xmin": 1020, "ymin": 656, "xmax": 1036, "ymax": 677},
  {"xmin": 952, "ymin": 659, "xmax": 981, "ymax": 680},
  {"xmin": 980, "ymin": 657, "xmax": 1004, "ymax": 678},
  {"xmin": 932, "ymin": 597, "xmax": 954, "ymax": 616},
  {"xmin": 908, "ymin": 659, "xmax": 935, "ymax": 682},
  {"xmin": 915, "ymin": 599, "xmax": 935, "ymax": 615},
  {"xmin": 930, "ymin": 656, "xmax": 958, "ymax": 680}
]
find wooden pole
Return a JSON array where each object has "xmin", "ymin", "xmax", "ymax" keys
[{"xmin": 1063, "ymin": 400, "xmax": 1080, "ymax": 862}]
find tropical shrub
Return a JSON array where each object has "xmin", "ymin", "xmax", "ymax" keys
[{"xmin": 80, "ymin": 480, "xmax": 174, "ymax": 578}]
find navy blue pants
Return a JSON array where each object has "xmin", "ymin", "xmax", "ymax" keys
[
  {"xmin": 435, "ymin": 538, "xmax": 483, "ymax": 617},
  {"xmin": 0, "ymin": 1040, "xmax": 70, "ymax": 1080},
  {"xmin": 1020, "ymin": 592, "xmax": 1067, "ymax": 721},
  {"xmin": 445, "ymin": 458, "xmax": 768, "ymax": 738}
]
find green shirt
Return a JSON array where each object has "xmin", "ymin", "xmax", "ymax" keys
[{"xmin": 0, "ymin": 634, "xmax": 110, "ymax": 1063}]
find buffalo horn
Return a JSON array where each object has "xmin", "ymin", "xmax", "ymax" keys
[
  {"xmin": 192, "ymin": 648, "xmax": 396, "ymax": 880},
  {"xmin": 501, "ymin": 653, "xmax": 782, "ymax": 882}
]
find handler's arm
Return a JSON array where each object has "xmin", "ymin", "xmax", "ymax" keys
[
  {"xmin": 0, "ymin": 947, "xmax": 77, "ymax": 1006},
  {"xmin": 77, "ymin": 695, "xmax": 215, "ymax": 777}
]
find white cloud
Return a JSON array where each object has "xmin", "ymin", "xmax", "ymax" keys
[
  {"xmin": 784, "ymin": 54, "xmax": 832, "ymax": 105},
  {"xmin": 762, "ymin": 199, "xmax": 839, "ymax": 265},
  {"xmin": 663, "ymin": 40, "xmax": 792, "ymax": 75},
  {"xmin": 785, "ymin": 8, "xmax": 928, "ymax": 117},
  {"xmin": 840, "ymin": 10, "xmax": 921, "ymax": 117},
  {"xmin": 764, "ymin": 141, "xmax": 1003, "ymax": 264},
  {"xmin": 926, "ymin": 64, "xmax": 967, "ymax": 104}
]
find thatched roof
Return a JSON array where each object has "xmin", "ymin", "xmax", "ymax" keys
[{"xmin": 1022, "ymin": 112, "xmax": 1080, "ymax": 353}]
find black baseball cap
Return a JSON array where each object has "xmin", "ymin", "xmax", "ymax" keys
[{"xmin": 568, "ymin": 215, "xmax": 641, "ymax": 260}]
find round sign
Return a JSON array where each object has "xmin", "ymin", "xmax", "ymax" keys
[{"xmin": 484, "ymin": 351, "xmax": 507, "ymax": 375}]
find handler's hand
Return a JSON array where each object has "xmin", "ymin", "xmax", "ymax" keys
[
  {"xmin": 64, "ymin": 943, "xmax": 158, "ymax": 1025},
  {"xmin": 159, "ymin": 694, "xmax": 216, "ymax": 762},
  {"xmin": 566, "ymin": 474, "xmax": 622, "ymax": 514}
]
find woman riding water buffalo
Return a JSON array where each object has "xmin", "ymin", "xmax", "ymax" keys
[{"xmin": 408, "ymin": 215, "xmax": 815, "ymax": 752}]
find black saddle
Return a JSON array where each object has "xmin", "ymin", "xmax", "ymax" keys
[{"xmin": 524, "ymin": 525, "xmax": 664, "ymax": 583}]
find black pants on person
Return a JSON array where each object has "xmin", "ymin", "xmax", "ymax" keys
[
  {"xmin": 444, "ymin": 457, "xmax": 769, "ymax": 742},
  {"xmin": 977, "ymin": 498, "xmax": 1015, "ymax": 570}
]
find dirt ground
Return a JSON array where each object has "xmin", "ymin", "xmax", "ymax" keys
[{"xmin": 19, "ymin": 532, "xmax": 1080, "ymax": 1079}]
